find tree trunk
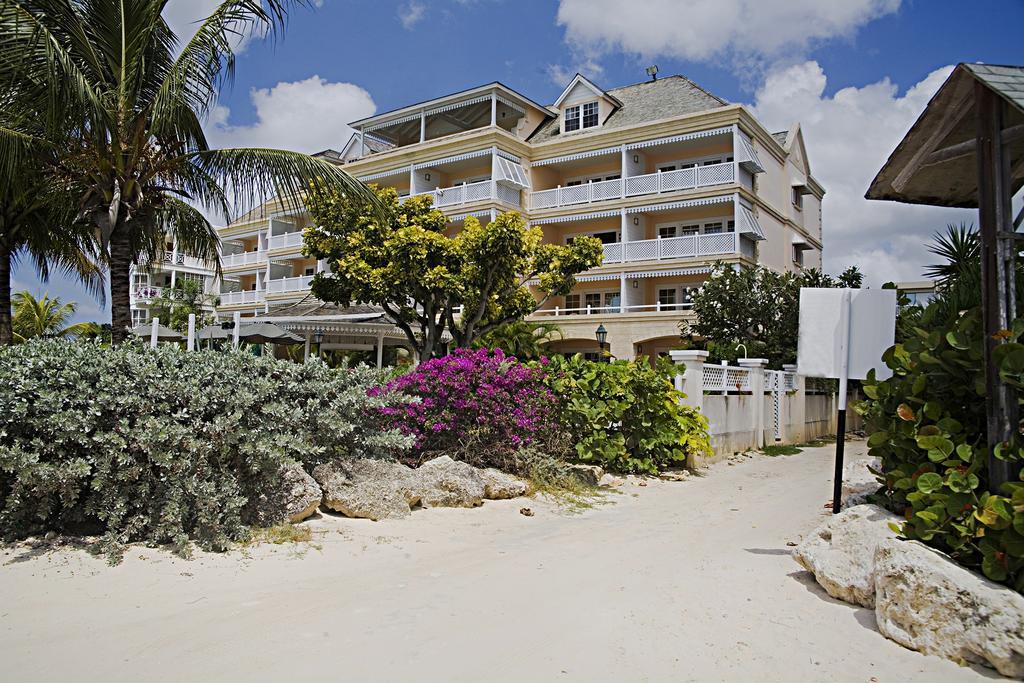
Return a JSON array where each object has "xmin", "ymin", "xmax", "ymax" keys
[
  {"xmin": 109, "ymin": 232, "xmax": 133, "ymax": 345},
  {"xmin": 0, "ymin": 241, "xmax": 12, "ymax": 345}
]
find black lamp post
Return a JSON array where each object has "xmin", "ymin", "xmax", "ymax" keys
[
  {"xmin": 314, "ymin": 327, "xmax": 325, "ymax": 357},
  {"xmin": 595, "ymin": 324, "xmax": 608, "ymax": 363}
]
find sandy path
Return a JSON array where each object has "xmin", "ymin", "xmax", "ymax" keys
[{"xmin": 0, "ymin": 442, "xmax": 996, "ymax": 682}]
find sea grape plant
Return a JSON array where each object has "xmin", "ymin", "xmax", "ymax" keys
[{"xmin": 858, "ymin": 308, "xmax": 1024, "ymax": 590}]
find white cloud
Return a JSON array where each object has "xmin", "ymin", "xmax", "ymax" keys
[
  {"xmin": 205, "ymin": 75, "xmax": 376, "ymax": 154},
  {"xmin": 751, "ymin": 60, "xmax": 973, "ymax": 286},
  {"xmin": 162, "ymin": 0, "xmax": 326, "ymax": 52},
  {"xmin": 556, "ymin": 0, "xmax": 901, "ymax": 70},
  {"xmin": 546, "ymin": 57, "xmax": 604, "ymax": 86},
  {"xmin": 398, "ymin": 1, "xmax": 426, "ymax": 30}
]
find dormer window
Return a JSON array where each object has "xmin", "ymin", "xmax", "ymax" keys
[{"xmin": 565, "ymin": 101, "xmax": 599, "ymax": 132}]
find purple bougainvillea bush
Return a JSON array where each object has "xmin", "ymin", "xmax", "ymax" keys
[{"xmin": 373, "ymin": 348, "xmax": 564, "ymax": 469}]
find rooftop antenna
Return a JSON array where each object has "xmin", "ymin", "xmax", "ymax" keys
[{"xmin": 646, "ymin": 65, "xmax": 658, "ymax": 81}]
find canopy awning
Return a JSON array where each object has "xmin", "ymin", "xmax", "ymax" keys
[{"xmin": 792, "ymin": 234, "xmax": 812, "ymax": 250}]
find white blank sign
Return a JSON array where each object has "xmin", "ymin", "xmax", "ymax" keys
[{"xmin": 797, "ymin": 288, "xmax": 896, "ymax": 381}]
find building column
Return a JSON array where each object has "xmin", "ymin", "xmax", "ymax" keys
[
  {"xmin": 170, "ymin": 270, "xmax": 176, "ymax": 288},
  {"xmin": 738, "ymin": 358, "xmax": 769, "ymax": 448},
  {"xmin": 620, "ymin": 144, "xmax": 627, "ymax": 198},
  {"xmin": 376, "ymin": 330, "xmax": 385, "ymax": 369},
  {"xmin": 490, "ymin": 92, "xmax": 497, "ymax": 127},
  {"xmin": 409, "ymin": 164, "xmax": 417, "ymax": 195},
  {"xmin": 232, "ymin": 311, "xmax": 241, "ymax": 349},
  {"xmin": 669, "ymin": 349, "xmax": 707, "ymax": 413},
  {"xmin": 303, "ymin": 333, "xmax": 311, "ymax": 363},
  {"xmin": 619, "ymin": 271, "xmax": 626, "ymax": 314},
  {"xmin": 619, "ymin": 208, "xmax": 627, "ymax": 263},
  {"xmin": 420, "ymin": 111, "xmax": 426, "ymax": 142},
  {"xmin": 783, "ymin": 363, "xmax": 806, "ymax": 443}
]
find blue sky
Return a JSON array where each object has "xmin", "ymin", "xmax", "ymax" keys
[{"xmin": 17, "ymin": 0, "xmax": 1024, "ymax": 323}]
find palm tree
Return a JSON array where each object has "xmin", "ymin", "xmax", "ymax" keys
[
  {"xmin": 0, "ymin": 88, "xmax": 104, "ymax": 345},
  {"xmin": 0, "ymin": 0, "xmax": 375, "ymax": 343},
  {"xmin": 11, "ymin": 290, "xmax": 93, "ymax": 341},
  {"xmin": 924, "ymin": 223, "xmax": 980, "ymax": 285},
  {"xmin": 473, "ymin": 321, "xmax": 563, "ymax": 360}
]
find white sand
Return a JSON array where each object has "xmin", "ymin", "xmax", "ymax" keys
[{"xmin": 0, "ymin": 442, "xmax": 994, "ymax": 681}]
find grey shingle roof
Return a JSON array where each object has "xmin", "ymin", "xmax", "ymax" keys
[
  {"xmin": 528, "ymin": 75, "xmax": 729, "ymax": 143},
  {"xmin": 962, "ymin": 63, "xmax": 1024, "ymax": 114}
]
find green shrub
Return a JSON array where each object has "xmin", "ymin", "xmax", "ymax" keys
[
  {"xmin": 859, "ymin": 308, "xmax": 1024, "ymax": 590},
  {"xmin": 0, "ymin": 340, "xmax": 411, "ymax": 560},
  {"xmin": 543, "ymin": 354, "xmax": 711, "ymax": 473}
]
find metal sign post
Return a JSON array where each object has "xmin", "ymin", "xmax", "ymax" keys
[{"xmin": 798, "ymin": 288, "xmax": 896, "ymax": 514}]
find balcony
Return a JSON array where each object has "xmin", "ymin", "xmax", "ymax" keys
[
  {"xmin": 219, "ymin": 290, "xmax": 262, "ymax": 306},
  {"xmin": 267, "ymin": 231, "xmax": 304, "ymax": 252},
  {"xmin": 530, "ymin": 162, "xmax": 735, "ymax": 210},
  {"xmin": 411, "ymin": 179, "xmax": 521, "ymax": 209},
  {"xmin": 265, "ymin": 274, "xmax": 314, "ymax": 294},
  {"xmin": 601, "ymin": 232, "xmax": 741, "ymax": 264},
  {"xmin": 132, "ymin": 285, "xmax": 163, "ymax": 301},
  {"xmin": 532, "ymin": 302, "xmax": 693, "ymax": 317},
  {"xmin": 221, "ymin": 250, "xmax": 266, "ymax": 268},
  {"xmin": 163, "ymin": 252, "xmax": 213, "ymax": 270}
]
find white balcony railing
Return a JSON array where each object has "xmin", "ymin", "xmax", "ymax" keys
[
  {"xmin": 267, "ymin": 231, "xmax": 304, "ymax": 251},
  {"xmin": 601, "ymin": 232, "xmax": 740, "ymax": 264},
  {"xmin": 219, "ymin": 290, "xmax": 262, "ymax": 305},
  {"xmin": 132, "ymin": 286, "xmax": 164, "ymax": 301},
  {"xmin": 221, "ymin": 250, "xmax": 266, "ymax": 268},
  {"xmin": 265, "ymin": 274, "xmax": 314, "ymax": 294},
  {"xmin": 529, "ymin": 162, "xmax": 735, "ymax": 210},
  {"xmin": 410, "ymin": 179, "xmax": 521, "ymax": 209},
  {"xmin": 531, "ymin": 302, "xmax": 693, "ymax": 317}
]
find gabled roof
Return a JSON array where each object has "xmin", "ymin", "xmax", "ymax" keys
[
  {"xmin": 337, "ymin": 132, "xmax": 395, "ymax": 161},
  {"xmin": 552, "ymin": 73, "xmax": 623, "ymax": 109},
  {"xmin": 529, "ymin": 75, "xmax": 729, "ymax": 143},
  {"xmin": 771, "ymin": 131, "xmax": 789, "ymax": 147}
]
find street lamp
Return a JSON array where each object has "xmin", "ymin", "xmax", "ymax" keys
[
  {"xmin": 314, "ymin": 327, "xmax": 325, "ymax": 357},
  {"xmin": 595, "ymin": 324, "xmax": 608, "ymax": 363}
]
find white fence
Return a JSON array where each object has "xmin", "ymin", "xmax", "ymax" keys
[
  {"xmin": 267, "ymin": 231, "xmax": 303, "ymax": 251},
  {"xmin": 670, "ymin": 351, "xmax": 859, "ymax": 464},
  {"xmin": 410, "ymin": 180, "xmax": 521, "ymax": 209},
  {"xmin": 221, "ymin": 250, "xmax": 265, "ymax": 268}
]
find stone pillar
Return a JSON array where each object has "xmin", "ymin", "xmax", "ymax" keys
[
  {"xmin": 739, "ymin": 358, "xmax": 768, "ymax": 448},
  {"xmin": 187, "ymin": 313, "xmax": 196, "ymax": 352},
  {"xmin": 669, "ymin": 350, "xmax": 708, "ymax": 413},
  {"xmin": 150, "ymin": 317, "xmax": 159, "ymax": 349},
  {"xmin": 784, "ymin": 363, "xmax": 806, "ymax": 443}
]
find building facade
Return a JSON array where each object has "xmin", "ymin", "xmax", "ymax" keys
[
  {"xmin": 129, "ymin": 236, "xmax": 219, "ymax": 327},
  {"xmin": 215, "ymin": 73, "xmax": 824, "ymax": 361}
]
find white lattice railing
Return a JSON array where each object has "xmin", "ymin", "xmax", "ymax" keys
[
  {"xmin": 265, "ymin": 274, "xmax": 314, "ymax": 294},
  {"xmin": 766, "ymin": 370, "xmax": 798, "ymax": 393},
  {"xmin": 603, "ymin": 232, "xmax": 740, "ymax": 264},
  {"xmin": 221, "ymin": 250, "xmax": 265, "ymax": 268},
  {"xmin": 531, "ymin": 303, "xmax": 691, "ymax": 317},
  {"xmin": 219, "ymin": 290, "xmax": 262, "ymax": 305},
  {"xmin": 529, "ymin": 161, "xmax": 735, "ymax": 210},
  {"xmin": 495, "ymin": 183, "xmax": 521, "ymax": 207},
  {"xmin": 703, "ymin": 363, "xmax": 753, "ymax": 393},
  {"xmin": 412, "ymin": 180, "xmax": 495, "ymax": 208},
  {"xmin": 267, "ymin": 231, "xmax": 303, "ymax": 251},
  {"xmin": 132, "ymin": 286, "xmax": 163, "ymax": 301}
]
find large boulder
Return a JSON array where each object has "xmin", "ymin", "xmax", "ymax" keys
[
  {"xmin": 480, "ymin": 468, "xmax": 527, "ymax": 500},
  {"xmin": 245, "ymin": 463, "xmax": 322, "ymax": 526},
  {"xmin": 413, "ymin": 456, "xmax": 485, "ymax": 508},
  {"xmin": 874, "ymin": 539, "xmax": 1024, "ymax": 677},
  {"xmin": 313, "ymin": 458, "xmax": 419, "ymax": 521},
  {"xmin": 792, "ymin": 504, "xmax": 900, "ymax": 607},
  {"xmin": 841, "ymin": 457, "xmax": 882, "ymax": 508},
  {"xmin": 567, "ymin": 464, "xmax": 604, "ymax": 487}
]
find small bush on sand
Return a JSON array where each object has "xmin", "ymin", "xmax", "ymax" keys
[{"xmin": 0, "ymin": 340, "xmax": 410, "ymax": 561}]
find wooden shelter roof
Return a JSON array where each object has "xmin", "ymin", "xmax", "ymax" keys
[{"xmin": 866, "ymin": 63, "xmax": 1024, "ymax": 208}]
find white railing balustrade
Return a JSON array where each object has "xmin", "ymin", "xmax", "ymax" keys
[
  {"xmin": 267, "ymin": 231, "xmax": 304, "ymax": 251},
  {"xmin": 132, "ymin": 286, "xmax": 163, "ymax": 300},
  {"xmin": 531, "ymin": 302, "xmax": 692, "ymax": 317},
  {"xmin": 494, "ymin": 183, "xmax": 521, "ymax": 207},
  {"xmin": 219, "ymin": 290, "xmax": 262, "ymax": 305},
  {"xmin": 221, "ymin": 250, "xmax": 265, "ymax": 268},
  {"xmin": 602, "ymin": 232, "xmax": 740, "ymax": 264},
  {"xmin": 702, "ymin": 363, "xmax": 754, "ymax": 394},
  {"xmin": 265, "ymin": 274, "xmax": 314, "ymax": 294},
  {"xmin": 412, "ymin": 179, "xmax": 498, "ymax": 208},
  {"xmin": 531, "ymin": 161, "xmax": 735, "ymax": 210}
]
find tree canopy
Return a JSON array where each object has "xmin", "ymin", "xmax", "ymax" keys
[
  {"xmin": 304, "ymin": 185, "xmax": 603, "ymax": 359},
  {"xmin": 686, "ymin": 264, "xmax": 863, "ymax": 367}
]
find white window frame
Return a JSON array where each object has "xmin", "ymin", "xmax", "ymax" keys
[
  {"xmin": 564, "ymin": 104, "xmax": 581, "ymax": 132},
  {"xmin": 581, "ymin": 101, "xmax": 599, "ymax": 129}
]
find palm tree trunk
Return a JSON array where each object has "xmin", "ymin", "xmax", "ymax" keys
[
  {"xmin": 109, "ymin": 232, "xmax": 133, "ymax": 345},
  {"xmin": 0, "ymin": 241, "xmax": 12, "ymax": 345}
]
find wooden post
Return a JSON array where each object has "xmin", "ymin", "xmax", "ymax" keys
[
  {"xmin": 186, "ymin": 314, "xmax": 196, "ymax": 351},
  {"xmin": 976, "ymin": 83, "xmax": 1019, "ymax": 492}
]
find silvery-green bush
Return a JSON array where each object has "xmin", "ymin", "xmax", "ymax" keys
[{"xmin": 0, "ymin": 340, "xmax": 411, "ymax": 560}]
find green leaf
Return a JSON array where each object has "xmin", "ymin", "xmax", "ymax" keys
[{"xmin": 916, "ymin": 472, "xmax": 944, "ymax": 494}]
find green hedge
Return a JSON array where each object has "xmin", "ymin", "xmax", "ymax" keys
[
  {"xmin": 544, "ymin": 355, "xmax": 711, "ymax": 473},
  {"xmin": 0, "ymin": 340, "xmax": 411, "ymax": 559}
]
